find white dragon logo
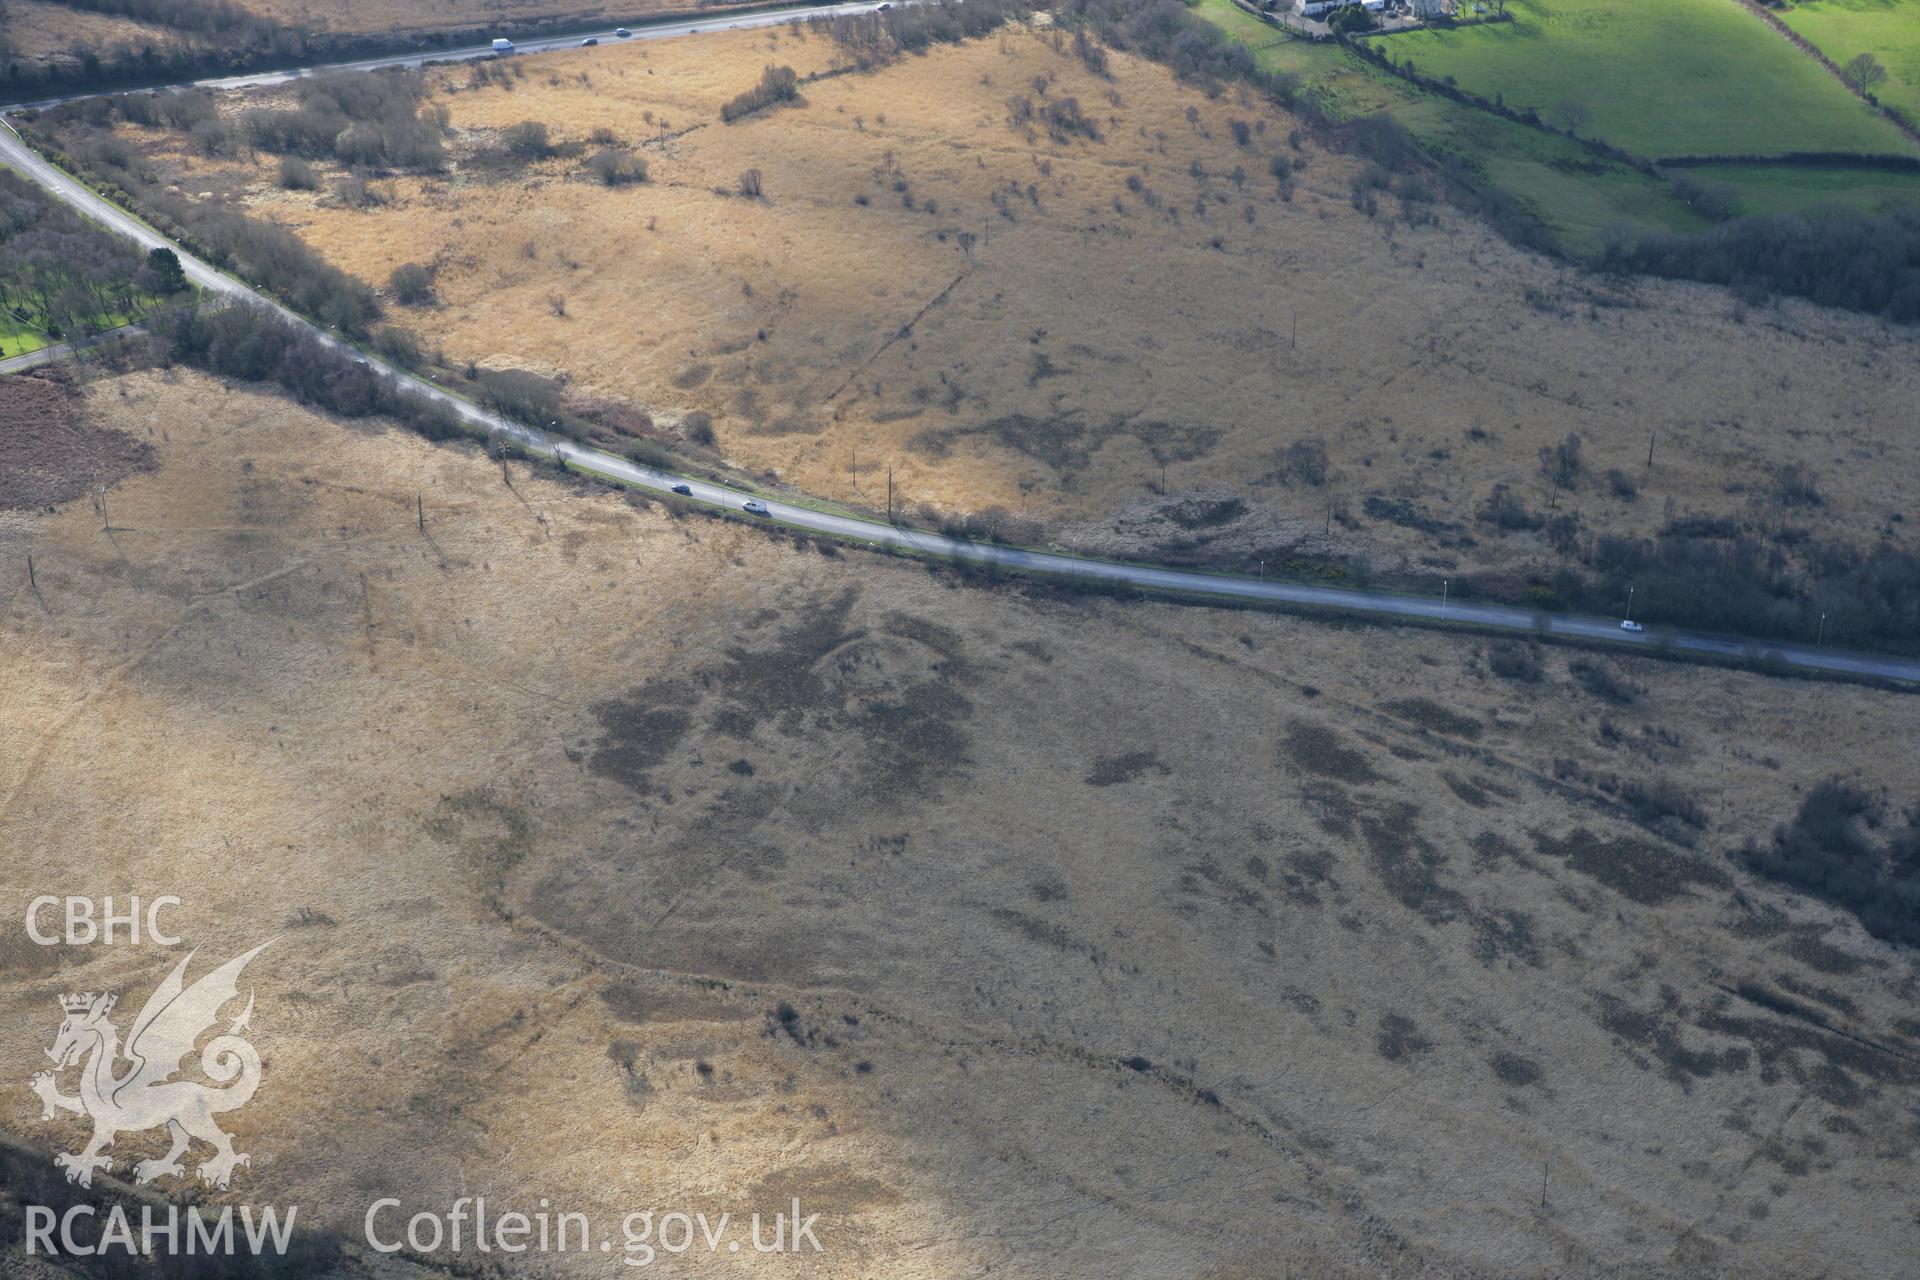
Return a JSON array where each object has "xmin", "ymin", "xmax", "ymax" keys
[{"xmin": 29, "ymin": 942, "xmax": 271, "ymax": 1190}]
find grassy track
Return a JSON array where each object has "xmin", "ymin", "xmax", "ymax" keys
[
  {"xmin": 1779, "ymin": 0, "xmax": 1920, "ymax": 119},
  {"xmin": 1382, "ymin": 0, "xmax": 1913, "ymax": 157}
]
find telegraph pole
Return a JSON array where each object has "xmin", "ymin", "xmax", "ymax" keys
[
  {"xmin": 417, "ymin": 493, "xmax": 424, "ymax": 531},
  {"xmin": 1646, "ymin": 429, "xmax": 1655, "ymax": 468},
  {"xmin": 886, "ymin": 467, "xmax": 894, "ymax": 524}
]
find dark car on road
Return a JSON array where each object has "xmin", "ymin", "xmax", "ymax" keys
[{"xmin": 670, "ymin": 483, "xmax": 692, "ymax": 496}]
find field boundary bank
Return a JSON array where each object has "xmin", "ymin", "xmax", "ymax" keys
[
  {"xmin": 1333, "ymin": 31, "xmax": 1660, "ymax": 170},
  {"xmin": 1726, "ymin": 0, "xmax": 1920, "ymax": 150}
]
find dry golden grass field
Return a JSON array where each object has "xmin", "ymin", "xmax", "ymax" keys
[
  {"xmin": 88, "ymin": 22, "xmax": 1920, "ymax": 582},
  {"xmin": 2, "ymin": 365, "xmax": 1918, "ymax": 1277}
]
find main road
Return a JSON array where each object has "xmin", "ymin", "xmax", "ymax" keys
[
  {"xmin": 2, "ymin": 19, "xmax": 1916, "ymax": 685},
  {"xmin": 0, "ymin": 1, "xmax": 893, "ymax": 113}
]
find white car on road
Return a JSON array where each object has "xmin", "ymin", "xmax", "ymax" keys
[{"xmin": 1620, "ymin": 620, "xmax": 1644, "ymax": 633}]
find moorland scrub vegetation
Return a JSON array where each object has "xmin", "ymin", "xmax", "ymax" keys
[
  {"xmin": 1745, "ymin": 778, "xmax": 1920, "ymax": 946},
  {"xmin": 3, "ymin": 365, "xmax": 1918, "ymax": 1277},
  {"xmin": 15, "ymin": 11, "xmax": 1920, "ymax": 657},
  {"xmin": 234, "ymin": 69, "xmax": 449, "ymax": 171}
]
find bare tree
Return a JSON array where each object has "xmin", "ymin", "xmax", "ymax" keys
[
  {"xmin": 1841, "ymin": 52, "xmax": 1888, "ymax": 96},
  {"xmin": 1552, "ymin": 99, "xmax": 1592, "ymax": 135},
  {"xmin": 738, "ymin": 168, "xmax": 764, "ymax": 198}
]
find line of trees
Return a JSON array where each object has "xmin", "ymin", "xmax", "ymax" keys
[
  {"xmin": 1601, "ymin": 207, "xmax": 1920, "ymax": 323},
  {"xmin": 152, "ymin": 301, "xmax": 466, "ymax": 440},
  {"xmin": 1470, "ymin": 485, "xmax": 1920, "ymax": 656}
]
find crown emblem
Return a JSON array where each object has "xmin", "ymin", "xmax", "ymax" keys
[{"xmin": 59, "ymin": 993, "xmax": 109, "ymax": 1014}]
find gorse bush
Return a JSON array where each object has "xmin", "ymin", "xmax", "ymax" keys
[
  {"xmin": 720, "ymin": 64, "xmax": 800, "ymax": 123},
  {"xmin": 1744, "ymin": 780, "xmax": 1920, "ymax": 946},
  {"xmin": 239, "ymin": 70, "xmax": 447, "ymax": 172},
  {"xmin": 500, "ymin": 120, "xmax": 554, "ymax": 160},
  {"xmin": 478, "ymin": 367, "xmax": 564, "ymax": 425},
  {"xmin": 1040, "ymin": 96, "xmax": 1100, "ymax": 143},
  {"xmin": 389, "ymin": 262, "xmax": 434, "ymax": 305},
  {"xmin": 373, "ymin": 324, "xmax": 426, "ymax": 369},
  {"xmin": 277, "ymin": 155, "xmax": 319, "ymax": 190},
  {"xmin": 587, "ymin": 147, "xmax": 647, "ymax": 186}
]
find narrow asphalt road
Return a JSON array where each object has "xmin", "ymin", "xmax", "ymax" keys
[
  {"xmin": 0, "ymin": 322, "xmax": 147, "ymax": 376},
  {"xmin": 0, "ymin": 343, "xmax": 61, "ymax": 376},
  {"xmin": 2, "ymin": 33, "xmax": 1916, "ymax": 685}
]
